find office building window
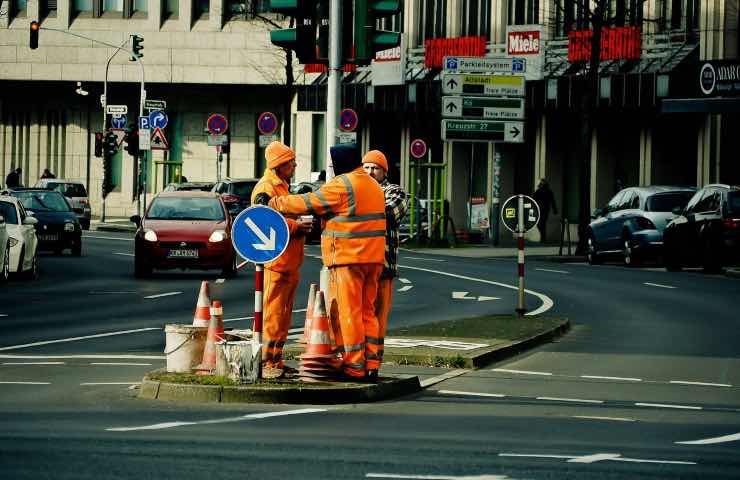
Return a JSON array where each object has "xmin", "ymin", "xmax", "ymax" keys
[
  {"xmin": 74, "ymin": 0, "xmax": 94, "ymax": 15},
  {"xmin": 225, "ymin": 0, "xmax": 270, "ymax": 19},
  {"xmin": 553, "ymin": 0, "xmax": 587, "ymax": 36},
  {"xmin": 462, "ymin": 0, "xmax": 490, "ymax": 38},
  {"xmin": 670, "ymin": 0, "xmax": 700, "ymax": 32},
  {"xmin": 194, "ymin": 0, "xmax": 209, "ymax": 19},
  {"xmin": 14, "ymin": 0, "xmax": 28, "ymax": 17},
  {"xmin": 132, "ymin": 0, "xmax": 147, "ymax": 14},
  {"xmin": 102, "ymin": 0, "xmax": 123, "ymax": 14},
  {"xmin": 42, "ymin": 0, "xmax": 58, "ymax": 18},
  {"xmin": 509, "ymin": 0, "xmax": 539, "ymax": 25},
  {"xmin": 420, "ymin": 0, "xmax": 447, "ymax": 43},
  {"xmin": 165, "ymin": 0, "xmax": 179, "ymax": 19}
]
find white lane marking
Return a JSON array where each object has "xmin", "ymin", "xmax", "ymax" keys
[
  {"xmin": 568, "ymin": 453, "xmax": 621, "ymax": 463},
  {"xmin": 635, "ymin": 402, "xmax": 702, "ymax": 410},
  {"xmin": 573, "ymin": 416, "xmax": 636, "ymax": 422},
  {"xmin": 419, "ymin": 370, "xmax": 471, "ymax": 388},
  {"xmin": 398, "ymin": 285, "xmax": 414, "ymax": 292},
  {"xmin": 535, "ymin": 268, "xmax": 570, "ymax": 274},
  {"xmin": 452, "ymin": 291, "xmax": 475, "ymax": 300},
  {"xmin": 402, "ymin": 256, "xmax": 446, "ymax": 262},
  {"xmin": 477, "ymin": 296, "xmax": 500, "ymax": 301},
  {"xmin": 89, "ymin": 291, "xmax": 136, "ymax": 295},
  {"xmin": 144, "ymin": 291, "xmax": 182, "ymax": 299},
  {"xmin": 644, "ymin": 282, "xmax": 676, "ymax": 289},
  {"xmin": 0, "ymin": 381, "xmax": 50, "ymax": 385},
  {"xmin": 676, "ymin": 432, "xmax": 740, "ymax": 445},
  {"xmin": 492, "ymin": 368, "xmax": 552, "ymax": 376},
  {"xmin": 581, "ymin": 375, "xmax": 642, "ymax": 382},
  {"xmin": 0, "ymin": 314, "xmax": 8, "ymax": 317},
  {"xmin": 537, "ymin": 396, "xmax": 604, "ymax": 404},
  {"xmin": 90, "ymin": 363, "xmax": 152, "ymax": 366},
  {"xmin": 215, "ymin": 278, "xmax": 225, "ymax": 284},
  {"xmin": 499, "ymin": 452, "xmax": 695, "ymax": 465},
  {"xmin": 611, "ymin": 458, "xmax": 696, "ymax": 465},
  {"xmin": 670, "ymin": 380, "xmax": 732, "ymax": 388},
  {"xmin": 367, "ymin": 474, "xmax": 513, "ymax": 479},
  {"xmin": 0, "ymin": 354, "xmax": 164, "ymax": 360},
  {"xmin": 438, "ymin": 390, "xmax": 506, "ymax": 398},
  {"xmin": 84, "ymin": 235, "xmax": 133, "ymax": 242},
  {"xmin": 400, "ymin": 265, "xmax": 554, "ymax": 316},
  {"xmin": 2, "ymin": 362, "xmax": 65, "ymax": 365},
  {"xmin": 0, "ymin": 328, "xmax": 161, "ymax": 352},
  {"xmin": 113, "ymin": 252, "xmax": 135, "ymax": 257},
  {"xmin": 398, "ymin": 278, "xmax": 411, "ymax": 284},
  {"xmin": 81, "ymin": 382, "xmax": 142, "ymax": 386},
  {"xmin": 499, "ymin": 453, "xmax": 574, "ymax": 460},
  {"xmin": 107, "ymin": 407, "xmax": 327, "ymax": 432}
]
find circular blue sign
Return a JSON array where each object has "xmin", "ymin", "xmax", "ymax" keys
[
  {"xmin": 257, "ymin": 112, "xmax": 278, "ymax": 135},
  {"xmin": 111, "ymin": 115, "xmax": 127, "ymax": 129},
  {"xmin": 149, "ymin": 110, "xmax": 168, "ymax": 129},
  {"xmin": 231, "ymin": 205, "xmax": 290, "ymax": 264},
  {"xmin": 207, "ymin": 114, "xmax": 228, "ymax": 135}
]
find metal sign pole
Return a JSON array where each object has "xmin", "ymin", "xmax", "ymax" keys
[
  {"xmin": 253, "ymin": 263, "xmax": 263, "ymax": 379},
  {"xmin": 516, "ymin": 194, "xmax": 526, "ymax": 316}
]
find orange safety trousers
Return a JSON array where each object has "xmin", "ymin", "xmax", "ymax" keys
[
  {"xmin": 262, "ymin": 268, "xmax": 300, "ymax": 368},
  {"xmin": 328, "ymin": 264, "xmax": 383, "ymax": 377},
  {"xmin": 374, "ymin": 277, "xmax": 394, "ymax": 363}
]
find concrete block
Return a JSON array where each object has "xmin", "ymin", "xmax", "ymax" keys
[
  {"xmin": 0, "ymin": 63, "xmax": 32, "ymax": 79},
  {"xmin": 31, "ymin": 64, "xmax": 63, "ymax": 81},
  {"xmin": 62, "ymin": 64, "xmax": 93, "ymax": 81},
  {"xmin": 148, "ymin": 65, "xmax": 174, "ymax": 83},
  {"xmin": 45, "ymin": 46, "xmax": 79, "ymax": 64},
  {"xmin": 182, "ymin": 66, "xmax": 214, "ymax": 83},
  {"xmin": 198, "ymin": 49, "xmax": 229, "ymax": 67},
  {"xmin": 0, "ymin": 46, "xmax": 17, "ymax": 63},
  {"xmin": 143, "ymin": 48, "xmax": 171, "ymax": 65},
  {"xmin": 78, "ymin": 47, "xmax": 112, "ymax": 65},
  {"xmin": 138, "ymin": 380, "xmax": 161, "ymax": 399},
  {"xmin": 172, "ymin": 49, "xmax": 196, "ymax": 65},
  {"xmin": 171, "ymin": 65, "xmax": 185, "ymax": 83},
  {"xmin": 143, "ymin": 32, "xmax": 172, "ymax": 49}
]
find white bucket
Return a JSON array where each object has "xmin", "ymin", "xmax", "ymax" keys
[{"xmin": 164, "ymin": 324, "xmax": 208, "ymax": 373}]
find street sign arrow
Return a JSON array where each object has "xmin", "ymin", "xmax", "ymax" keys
[
  {"xmin": 245, "ymin": 217, "xmax": 276, "ymax": 251},
  {"xmin": 452, "ymin": 291, "xmax": 476, "ymax": 300},
  {"xmin": 446, "ymin": 78, "xmax": 458, "ymax": 89},
  {"xmin": 446, "ymin": 102, "xmax": 457, "ymax": 112},
  {"xmin": 510, "ymin": 125, "xmax": 521, "ymax": 138}
]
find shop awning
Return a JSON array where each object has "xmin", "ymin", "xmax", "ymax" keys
[{"xmin": 661, "ymin": 97, "xmax": 740, "ymax": 113}]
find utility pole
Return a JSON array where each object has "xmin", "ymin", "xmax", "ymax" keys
[{"xmin": 324, "ymin": 0, "xmax": 342, "ymax": 181}]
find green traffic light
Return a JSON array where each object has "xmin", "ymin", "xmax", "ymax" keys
[{"xmin": 270, "ymin": 29, "xmax": 299, "ymax": 47}]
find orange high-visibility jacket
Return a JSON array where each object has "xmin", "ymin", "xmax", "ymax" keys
[
  {"xmin": 251, "ymin": 168, "xmax": 305, "ymax": 272},
  {"xmin": 269, "ymin": 166, "xmax": 386, "ymax": 267}
]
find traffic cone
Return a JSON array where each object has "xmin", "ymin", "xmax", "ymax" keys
[
  {"xmin": 299, "ymin": 291, "xmax": 339, "ymax": 382},
  {"xmin": 300, "ymin": 283, "xmax": 317, "ymax": 344},
  {"xmin": 195, "ymin": 300, "xmax": 224, "ymax": 374},
  {"xmin": 192, "ymin": 281, "xmax": 211, "ymax": 327}
]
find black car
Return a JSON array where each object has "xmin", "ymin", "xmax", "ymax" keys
[
  {"xmin": 663, "ymin": 184, "xmax": 740, "ymax": 272},
  {"xmin": 10, "ymin": 189, "xmax": 82, "ymax": 256},
  {"xmin": 212, "ymin": 178, "xmax": 259, "ymax": 216},
  {"xmin": 163, "ymin": 182, "xmax": 215, "ymax": 192}
]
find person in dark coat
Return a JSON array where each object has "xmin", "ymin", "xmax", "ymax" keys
[
  {"xmin": 5, "ymin": 167, "xmax": 22, "ymax": 188},
  {"xmin": 532, "ymin": 178, "xmax": 558, "ymax": 243},
  {"xmin": 40, "ymin": 168, "xmax": 55, "ymax": 179}
]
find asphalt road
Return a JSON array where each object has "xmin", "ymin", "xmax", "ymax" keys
[{"xmin": 1, "ymin": 232, "xmax": 739, "ymax": 479}]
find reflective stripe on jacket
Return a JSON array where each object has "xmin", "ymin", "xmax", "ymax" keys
[
  {"xmin": 251, "ymin": 168, "xmax": 305, "ymax": 272},
  {"xmin": 269, "ymin": 166, "xmax": 386, "ymax": 267}
]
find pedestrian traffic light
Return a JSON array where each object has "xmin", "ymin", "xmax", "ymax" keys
[
  {"xmin": 269, "ymin": 0, "xmax": 318, "ymax": 64},
  {"xmin": 124, "ymin": 128, "xmax": 140, "ymax": 157},
  {"xmin": 130, "ymin": 34, "xmax": 144, "ymax": 61},
  {"xmin": 353, "ymin": 0, "xmax": 401, "ymax": 65},
  {"xmin": 94, "ymin": 132, "xmax": 103, "ymax": 158},
  {"xmin": 29, "ymin": 21, "xmax": 40, "ymax": 50}
]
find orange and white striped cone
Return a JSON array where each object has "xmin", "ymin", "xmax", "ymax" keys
[
  {"xmin": 192, "ymin": 280, "xmax": 211, "ymax": 327},
  {"xmin": 299, "ymin": 291, "xmax": 339, "ymax": 381},
  {"xmin": 195, "ymin": 300, "xmax": 224, "ymax": 374},
  {"xmin": 300, "ymin": 283, "xmax": 317, "ymax": 344}
]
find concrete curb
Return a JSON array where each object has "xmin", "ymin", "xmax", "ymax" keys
[
  {"xmin": 139, "ymin": 372, "xmax": 422, "ymax": 404},
  {"xmin": 726, "ymin": 268, "xmax": 740, "ymax": 279},
  {"xmin": 536, "ymin": 255, "xmax": 584, "ymax": 264},
  {"xmin": 94, "ymin": 223, "xmax": 137, "ymax": 233}
]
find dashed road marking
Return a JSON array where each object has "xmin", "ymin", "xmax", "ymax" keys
[
  {"xmin": 0, "ymin": 381, "xmax": 50, "ymax": 385},
  {"xmin": 438, "ymin": 389, "xmax": 505, "ymax": 398},
  {"xmin": 417, "ymin": 369, "xmax": 470, "ymax": 388},
  {"xmin": 644, "ymin": 282, "xmax": 676, "ymax": 289},
  {"xmin": 573, "ymin": 416, "xmax": 636, "ymax": 422},
  {"xmin": 144, "ymin": 291, "xmax": 182, "ymax": 299},
  {"xmin": 676, "ymin": 432, "xmax": 740, "ymax": 445},
  {"xmin": 403, "ymin": 256, "xmax": 446, "ymax": 262},
  {"xmin": 398, "ymin": 285, "xmax": 413, "ymax": 292},
  {"xmin": 90, "ymin": 363, "xmax": 152, "ymax": 366},
  {"xmin": 536, "ymin": 396, "xmax": 604, "ymax": 404},
  {"xmin": 81, "ymin": 382, "xmax": 142, "ymax": 386},
  {"xmin": 581, "ymin": 375, "xmax": 642, "ymax": 382},
  {"xmin": 493, "ymin": 368, "xmax": 552, "ymax": 376},
  {"xmin": 670, "ymin": 380, "xmax": 731, "ymax": 388},
  {"xmin": 0, "ymin": 328, "xmax": 161, "ymax": 352},
  {"xmin": 499, "ymin": 452, "xmax": 695, "ymax": 465},
  {"xmin": 398, "ymin": 278, "xmax": 411, "ymax": 284},
  {"xmin": 535, "ymin": 268, "xmax": 570, "ymax": 274},
  {"xmin": 2, "ymin": 361, "xmax": 65, "ymax": 365},
  {"xmin": 113, "ymin": 252, "xmax": 134, "ymax": 257},
  {"xmin": 635, "ymin": 402, "xmax": 702, "ymax": 410}
]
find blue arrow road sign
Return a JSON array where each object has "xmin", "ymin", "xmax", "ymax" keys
[
  {"xmin": 111, "ymin": 115, "xmax": 127, "ymax": 128},
  {"xmin": 231, "ymin": 205, "xmax": 289, "ymax": 264},
  {"xmin": 149, "ymin": 110, "xmax": 168, "ymax": 129},
  {"xmin": 139, "ymin": 116, "xmax": 150, "ymax": 129}
]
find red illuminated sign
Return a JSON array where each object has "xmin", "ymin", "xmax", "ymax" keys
[
  {"xmin": 508, "ymin": 30, "xmax": 541, "ymax": 55},
  {"xmin": 304, "ymin": 63, "xmax": 357, "ymax": 73},
  {"xmin": 568, "ymin": 26, "xmax": 641, "ymax": 62},
  {"xmin": 424, "ymin": 36, "xmax": 487, "ymax": 69}
]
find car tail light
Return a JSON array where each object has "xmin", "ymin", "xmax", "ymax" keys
[
  {"xmin": 723, "ymin": 218, "xmax": 740, "ymax": 230},
  {"xmin": 79, "ymin": 199, "xmax": 89, "ymax": 205},
  {"xmin": 222, "ymin": 194, "xmax": 240, "ymax": 203},
  {"xmin": 635, "ymin": 217, "xmax": 656, "ymax": 230}
]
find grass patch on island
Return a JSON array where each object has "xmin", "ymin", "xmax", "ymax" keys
[{"xmin": 388, "ymin": 314, "xmax": 566, "ymax": 342}]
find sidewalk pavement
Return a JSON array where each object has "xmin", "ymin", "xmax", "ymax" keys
[{"xmin": 91, "ymin": 217, "xmax": 137, "ymax": 233}]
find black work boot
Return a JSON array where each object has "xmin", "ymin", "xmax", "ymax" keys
[{"xmin": 364, "ymin": 369, "xmax": 379, "ymax": 384}]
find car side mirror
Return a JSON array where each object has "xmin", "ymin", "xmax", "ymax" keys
[
  {"xmin": 672, "ymin": 206, "xmax": 683, "ymax": 215},
  {"xmin": 23, "ymin": 217, "xmax": 38, "ymax": 226},
  {"xmin": 130, "ymin": 214, "xmax": 141, "ymax": 227},
  {"xmin": 0, "ymin": 215, "xmax": 4, "ymax": 223}
]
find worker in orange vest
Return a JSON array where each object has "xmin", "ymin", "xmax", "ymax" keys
[
  {"xmin": 269, "ymin": 144, "xmax": 386, "ymax": 382},
  {"xmin": 362, "ymin": 150, "xmax": 407, "ymax": 366},
  {"xmin": 251, "ymin": 141, "xmax": 313, "ymax": 377}
]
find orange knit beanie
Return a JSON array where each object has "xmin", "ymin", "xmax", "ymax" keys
[
  {"xmin": 362, "ymin": 150, "xmax": 388, "ymax": 172},
  {"xmin": 266, "ymin": 141, "xmax": 295, "ymax": 169}
]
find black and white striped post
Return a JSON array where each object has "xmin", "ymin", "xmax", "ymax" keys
[
  {"xmin": 500, "ymin": 194, "xmax": 540, "ymax": 318},
  {"xmin": 516, "ymin": 195, "xmax": 526, "ymax": 316}
]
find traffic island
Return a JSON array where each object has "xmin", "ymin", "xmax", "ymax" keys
[{"xmin": 138, "ymin": 369, "xmax": 422, "ymax": 404}]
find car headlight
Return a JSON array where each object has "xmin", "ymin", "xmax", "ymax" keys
[
  {"xmin": 64, "ymin": 222, "xmax": 75, "ymax": 232},
  {"xmin": 144, "ymin": 230, "xmax": 158, "ymax": 242},
  {"xmin": 8, "ymin": 237, "xmax": 18, "ymax": 247},
  {"xmin": 209, "ymin": 230, "xmax": 227, "ymax": 243}
]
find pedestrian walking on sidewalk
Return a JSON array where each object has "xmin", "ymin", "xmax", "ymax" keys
[
  {"xmin": 363, "ymin": 150, "xmax": 407, "ymax": 370},
  {"xmin": 532, "ymin": 178, "xmax": 557, "ymax": 243},
  {"xmin": 5, "ymin": 167, "xmax": 22, "ymax": 189},
  {"xmin": 251, "ymin": 141, "xmax": 312, "ymax": 378},
  {"xmin": 40, "ymin": 168, "xmax": 56, "ymax": 179},
  {"xmin": 269, "ymin": 144, "xmax": 386, "ymax": 382}
]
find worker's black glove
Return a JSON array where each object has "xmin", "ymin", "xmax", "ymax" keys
[{"xmin": 253, "ymin": 193, "xmax": 271, "ymax": 206}]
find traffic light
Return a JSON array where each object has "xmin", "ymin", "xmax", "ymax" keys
[
  {"xmin": 353, "ymin": 0, "xmax": 401, "ymax": 65},
  {"xmin": 124, "ymin": 128, "xmax": 140, "ymax": 157},
  {"xmin": 130, "ymin": 34, "xmax": 144, "ymax": 61},
  {"xmin": 102, "ymin": 155, "xmax": 114, "ymax": 198},
  {"xmin": 30, "ymin": 21, "xmax": 40, "ymax": 50},
  {"xmin": 269, "ymin": 1, "xmax": 318, "ymax": 64},
  {"xmin": 104, "ymin": 131, "xmax": 118, "ymax": 158},
  {"xmin": 317, "ymin": 0, "xmax": 353, "ymax": 63},
  {"xmin": 94, "ymin": 132, "xmax": 103, "ymax": 158}
]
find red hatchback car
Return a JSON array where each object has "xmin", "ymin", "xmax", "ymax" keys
[{"xmin": 131, "ymin": 191, "xmax": 237, "ymax": 278}]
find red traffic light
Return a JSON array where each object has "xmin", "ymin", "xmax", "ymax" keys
[{"xmin": 30, "ymin": 21, "xmax": 40, "ymax": 50}]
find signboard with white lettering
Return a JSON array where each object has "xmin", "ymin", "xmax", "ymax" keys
[
  {"xmin": 442, "ymin": 96, "xmax": 525, "ymax": 120},
  {"xmin": 106, "ymin": 105, "xmax": 127, "ymax": 115},
  {"xmin": 441, "ymin": 120, "xmax": 524, "ymax": 143},
  {"xmin": 506, "ymin": 24, "xmax": 545, "ymax": 81},
  {"xmin": 699, "ymin": 60, "xmax": 740, "ymax": 97},
  {"xmin": 443, "ymin": 56, "xmax": 525, "ymax": 75},
  {"xmin": 442, "ymin": 74, "xmax": 526, "ymax": 97}
]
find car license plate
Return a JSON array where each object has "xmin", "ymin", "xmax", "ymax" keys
[
  {"xmin": 168, "ymin": 249, "xmax": 198, "ymax": 258},
  {"xmin": 39, "ymin": 234, "xmax": 59, "ymax": 241}
]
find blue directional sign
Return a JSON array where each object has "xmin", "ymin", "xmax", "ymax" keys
[
  {"xmin": 111, "ymin": 115, "xmax": 127, "ymax": 129},
  {"xmin": 231, "ymin": 205, "xmax": 290, "ymax": 264},
  {"xmin": 149, "ymin": 110, "xmax": 168, "ymax": 129},
  {"xmin": 139, "ymin": 116, "xmax": 150, "ymax": 129}
]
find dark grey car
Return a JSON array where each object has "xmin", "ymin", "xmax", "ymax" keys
[{"xmin": 586, "ymin": 186, "xmax": 696, "ymax": 266}]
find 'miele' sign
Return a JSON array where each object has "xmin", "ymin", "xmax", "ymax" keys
[
  {"xmin": 568, "ymin": 26, "xmax": 641, "ymax": 62},
  {"xmin": 508, "ymin": 30, "xmax": 541, "ymax": 55},
  {"xmin": 425, "ymin": 36, "xmax": 487, "ymax": 69}
]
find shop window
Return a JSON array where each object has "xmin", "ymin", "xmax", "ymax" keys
[
  {"xmin": 419, "ymin": 0, "xmax": 447, "ymax": 43},
  {"xmin": 111, "ymin": 148, "xmax": 123, "ymax": 193},
  {"xmin": 462, "ymin": 0, "xmax": 490, "ymax": 38},
  {"xmin": 554, "ymin": 0, "xmax": 584, "ymax": 36},
  {"xmin": 669, "ymin": 0, "xmax": 699, "ymax": 32},
  {"xmin": 73, "ymin": 0, "xmax": 94, "ymax": 16}
]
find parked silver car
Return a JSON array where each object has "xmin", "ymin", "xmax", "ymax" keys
[
  {"xmin": 34, "ymin": 179, "xmax": 91, "ymax": 230},
  {"xmin": 586, "ymin": 186, "xmax": 696, "ymax": 266}
]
